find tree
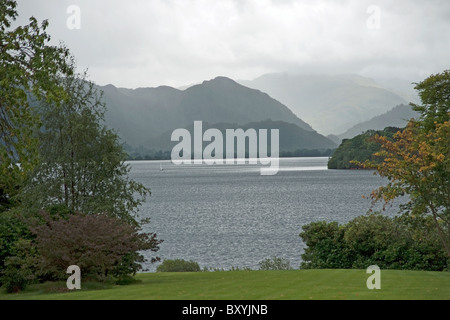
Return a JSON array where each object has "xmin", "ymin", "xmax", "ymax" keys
[
  {"xmin": 29, "ymin": 211, "xmax": 161, "ymax": 282},
  {"xmin": 0, "ymin": 209, "xmax": 31, "ymax": 275},
  {"xmin": 22, "ymin": 72, "xmax": 150, "ymax": 225},
  {"xmin": 411, "ymin": 70, "xmax": 450, "ymax": 131},
  {"xmin": 356, "ymin": 70, "xmax": 450, "ymax": 258},
  {"xmin": 0, "ymin": 0, "xmax": 73, "ymax": 211},
  {"xmin": 0, "ymin": 2, "xmax": 160, "ymax": 288}
]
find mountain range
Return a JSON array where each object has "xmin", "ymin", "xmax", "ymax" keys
[
  {"xmin": 99, "ymin": 73, "xmax": 420, "ymax": 157},
  {"xmin": 101, "ymin": 76, "xmax": 337, "ymax": 154},
  {"xmin": 336, "ymin": 103, "xmax": 419, "ymax": 140},
  {"xmin": 239, "ymin": 73, "xmax": 418, "ymax": 135}
]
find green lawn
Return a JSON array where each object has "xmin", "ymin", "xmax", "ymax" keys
[{"xmin": 1, "ymin": 269, "xmax": 449, "ymax": 300}]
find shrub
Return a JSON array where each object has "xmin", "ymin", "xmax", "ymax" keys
[
  {"xmin": 156, "ymin": 259, "xmax": 201, "ymax": 272},
  {"xmin": 343, "ymin": 213, "xmax": 399, "ymax": 268},
  {"xmin": 203, "ymin": 266, "xmax": 253, "ymax": 272},
  {"xmin": 299, "ymin": 221, "xmax": 351, "ymax": 269},
  {"xmin": 299, "ymin": 212, "xmax": 448, "ymax": 270},
  {"xmin": 258, "ymin": 257, "xmax": 292, "ymax": 270},
  {"xmin": 0, "ymin": 239, "xmax": 37, "ymax": 293},
  {"xmin": 1, "ymin": 257, "xmax": 31, "ymax": 293},
  {"xmin": 29, "ymin": 211, "xmax": 162, "ymax": 282}
]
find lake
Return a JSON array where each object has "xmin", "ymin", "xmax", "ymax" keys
[{"xmin": 128, "ymin": 157, "xmax": 402, "ymax": 272}]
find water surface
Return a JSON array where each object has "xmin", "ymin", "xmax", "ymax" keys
[{"xmin": 128, "ymin": 157, "xmax": 400, "ymax": 271}]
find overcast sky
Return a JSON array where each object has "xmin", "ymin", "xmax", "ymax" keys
[{"xmin": 15, "ymin": 0, "xmax": 450, "ymax": 89}]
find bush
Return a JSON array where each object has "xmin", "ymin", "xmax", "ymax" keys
[
  {"xmin": 0, "ymin": 239, "xmax": 37, "ymax": 293},
  {"xmin": 299, "ymin": 221, "xmax": 351, "ymax": 269},
  {"xmin": 156, "ymin": 259, "xmax": 201, "ymax": 272},
  {"xmin": 343, "ymin": 213, "xmax": 399, "ymax": 268},
  {"xmin": 29, "ymin": 211, "xmax": 162, "ymax": 282},
  {"xmin": 258, "ymin": 257, "xmax": 292, "ymax": 270},
  {"xmin": 299, "ymin": 212, "xmax": 448, "ymax": 270},
  {"xmin": 1, "ymin": 257, "xmax": 31, "ymax": 293}
]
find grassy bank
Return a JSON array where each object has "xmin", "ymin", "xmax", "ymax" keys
[{"xmin": 1, "ymin": 269, "xmax": 449, "ymax": 300}]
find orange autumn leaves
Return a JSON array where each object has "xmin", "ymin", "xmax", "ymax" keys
[
  {"xmin": 352, "ymin": 69, "xmax": 450, "ymax": 258},
  {"xmin": 354, "ymin": 117, "xmax": 449, "ymax": 207}
]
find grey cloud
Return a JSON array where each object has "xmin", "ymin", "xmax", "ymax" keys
[{"xmin": 14, "ymin": 0, "xmax": 450, "ymax": 88}]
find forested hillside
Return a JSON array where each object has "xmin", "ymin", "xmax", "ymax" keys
[{"xmin": 327, "ymin": 127, "xmax": 402, "ymax": 169}]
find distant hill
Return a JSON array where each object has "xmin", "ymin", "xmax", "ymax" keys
[
  {"xmin": 100, "ymin": 76, "xmax": 316, "ymax": 149},
  {"xmin": 326, "ymin": 134, "xmax": 342, "ymax": 146},
  {"xmin": 337, "ymin": 104, "xmax": 419, "ymax": 140},
  {"xmin": 142, "ymin": 119, "xmax": 337, "ymax": 155},
  {"xmin": 240, "ymin": 73, "xmax": 411, "ymax": 135},
  {"xmin": 328, "ymin": 127, "xmax": 402, "ymax": 169}
]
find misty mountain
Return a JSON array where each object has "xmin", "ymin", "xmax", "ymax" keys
[
  {"xmin": 374, "ymin": 77, "xmax": 420, "ymax": 104},
  {"xmin": 239, "ymin": 73, "xmax": 411, "ymax": 135},
  {"xmin": 337, "ymin": 104, "xmax": 419, "ymax": 140},
  {"xmin": 101, "ymin": 76, "xmax": 316, "ymax": 148}
]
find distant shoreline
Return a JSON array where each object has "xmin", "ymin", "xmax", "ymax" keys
[{"xmin": 125, "ymin": 151, "xmax": 335, "ymax": 161}]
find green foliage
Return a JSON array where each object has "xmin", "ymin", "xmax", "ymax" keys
[
  {"xmin": 1, "ymin": 257, "xmax": 30, "ymax": 293},
  {"xmin": 1, "ymin": 1, "xmax": 161, "ymax": 291},
  {"xmin": 327, "ymin": 127, "xmax": 401, "ymax": 169},
  {"xmin": 343, "ymin": 214, "xmax": 398, "ymax": 268},
  {"xmin": 112, "ymin": 252, "xmax": 148, "ymax": 282},
  {"xmin": 22, "ymin": 72, "xmax": 150, "ymax": 225},
  {"xmin": 0, "ymin": 0, "xmax": 73, "ymax": 209},
  {"xmin": 258, "ymin": 256, "xmax": 292, "ymax": 270},
  {"xmin": 299, "ymin": 213, "xmax": 448, "ymax": 270},
  {"xmin": 0, "ymin": 210, "xmax": 33, "ymax": 276},
  {"xmin": 0, "ymin": 239, "xmax": 37, "ymax": 293},
  {"xmin": 410, "ymin": 69, "xmax": 450, "ymax": 131},
  {"xmin": 299, "ymin": 221, "xmax": 350, "ymax": 269},
  {"xmin": 156, "ymin": 259, "xmax": 201, "ymax": 272}
]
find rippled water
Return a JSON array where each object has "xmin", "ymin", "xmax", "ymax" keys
[{"xmin": 128, "ymin": 157, "xmax": 401, "ymax": 271}]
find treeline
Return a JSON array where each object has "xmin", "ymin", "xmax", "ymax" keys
[
  {"xmin": 126, "ymin": 150, "xmax": 172, "ymax": 160},
  {"xmin": 327, "ymin": 127, "xmax": 402, "ymax": 169},
  {"xmin": 280, "ymin": 148, "xmax": 334, "ymax": 158}
]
